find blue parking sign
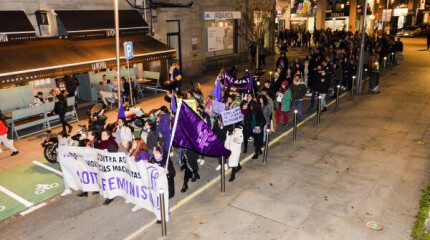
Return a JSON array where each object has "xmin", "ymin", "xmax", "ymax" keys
[{"xmin": 124, "ymin": 42, "xmax": 134, "ymax": 59}]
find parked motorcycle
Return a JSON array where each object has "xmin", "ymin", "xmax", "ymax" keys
[{"xmin": 41, "ymin": 125, "xmax": 88, "ymax": 163}]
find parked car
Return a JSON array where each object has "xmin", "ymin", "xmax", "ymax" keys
[{"xmin": 397, "ymin": 26, "xmax": 422, "ymax": 37}]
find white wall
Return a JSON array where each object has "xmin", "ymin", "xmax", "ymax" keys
[{"xmin": 0, "ymin": 0, "xmax": 133, "ymax": 36}]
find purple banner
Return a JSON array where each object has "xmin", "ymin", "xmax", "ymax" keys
[
  {"xmin": 222, "ymin": 68, "xmax": 253, "ymax": 90},
  {"xmin": 172, "ymin": 100, "xmax": 231, "ymax": 157}
]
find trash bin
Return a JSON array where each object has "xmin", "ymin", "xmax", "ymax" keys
[{"xmin": 369, "ymin": 71, "xmax": 379, "ymax": 93}]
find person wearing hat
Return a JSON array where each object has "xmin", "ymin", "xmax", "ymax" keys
[
  {"xmin": 275, "ymin": 81, "xmax": 292, "ymax": 127},
  {"xmin": 0, "ymin": 110, "xmax": 18, "ymax": 156}
]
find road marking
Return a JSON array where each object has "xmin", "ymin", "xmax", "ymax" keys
[
  {"xmin": 32, "ymin": 161, "xmax": 63, "ymax": 176},
  {"xmin": 124, "ymin": 92, "xmax": 349, "ymax": 240},
  {"xmin": 0, "ymin": 185, "xmax": 33, "ymax": 208},
  {"xmin": 20, "ymin": 202, "xmax": 47, "ymax": 216}
]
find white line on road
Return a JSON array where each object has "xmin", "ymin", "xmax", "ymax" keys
[
  {"xmin": 0, "ymin": 185, "xmax": 33, "ymax": 208},
  {"xmin": 20, "ymin": 203, "xmax": 47, "ymax": 216},
  {"xmin": 32, "ymin": 161, "xmax": 63, "ymax": 176}
]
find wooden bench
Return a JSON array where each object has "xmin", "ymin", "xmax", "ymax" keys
[
  {"xmin": 44, "ymin": 96, "xmax": 79, "ymax": 129},
  {"xmin": 93, "ymin": 84, "xmax": 117, "ymax": 108},
  {"xmin": 141, "ymin": 71, "xmax": 161, "ymax": 93},
  {"xmin": 11, "ymin": 105, "xmax": 47, "ymax": 140}
]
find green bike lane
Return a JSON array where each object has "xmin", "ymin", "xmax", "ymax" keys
[{"xmin": 0, "ymin": 158, "xmax": 64, "ymax": 221}]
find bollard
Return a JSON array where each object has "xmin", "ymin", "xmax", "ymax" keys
[
  {"xmin": 221, "ymin": 156, "xmax": 225, "ymax": 193},
  {"xmin": 382, "ymin": 57, "xmax": 387, "ymax": 76},
  {"xmin": 390, "ymin": 52, "xmax": 394, "ymax": 69},
  {"xmin": 293, "ymin": 110, "xmax": 298, "ymax": 141},
  {"xmin": 317, "ymin": 96, "xmax": 321, "ymax": 124},
  {"xmin": 350, "ymin": 76, "xmax": 355, "ymax": 100},
  {"xmin": 335, "ymin": 85, "xmax": 340, "ymax": 112},
  {"xmin": 159, "ymin": 190, "xmax": 167, "ymax": 236},
  {"xmin": 263, "ymin": 128, "xmax": 270, "ymax": 163}
]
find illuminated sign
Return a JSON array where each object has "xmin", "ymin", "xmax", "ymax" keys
[
  {"xmin": 393, "ymin": 8, "xmax": 408, "ymax": 16},
  {"xmin": 0, "ymin": 34, "xmax": 8, "ymax": 43}
]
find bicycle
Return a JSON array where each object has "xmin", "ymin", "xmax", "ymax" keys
[{"xmin": 35, "ymin": 183, "xmax": 59, "ymax": 194}]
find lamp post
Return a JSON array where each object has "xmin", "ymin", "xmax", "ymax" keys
[
  {"xmin": 114, "ymin": 0, "xmax": 121, "ymax": 109},
  {"xmin": 356, "ymin": 0, "xmax": 368, "ymax": 94}
]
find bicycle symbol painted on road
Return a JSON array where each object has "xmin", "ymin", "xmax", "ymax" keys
[
  {"xmin": 35, "ymin": 183, "xmax": 59, "ymax": 194},
  {"xmin": 0, "ymin": 206, "xmax": 5, "ymax": 212}
]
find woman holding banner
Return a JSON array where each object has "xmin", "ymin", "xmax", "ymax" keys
[
  {"xmin": 98, "ymin": 130, "xmax": 118, "ymax": 205},
  {"xmin": 129, "ymin": 138, "xmax": 151, "ymax": 162},
  {"xmin": 224, "ymin": 123, "xmax": 243, "ymax": 182},
  {"xmin": 150, "ymin": 146, "xmax": 176, "ymax": 199}
]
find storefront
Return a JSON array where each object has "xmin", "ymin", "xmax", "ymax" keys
[
  {"xmin": 290, "ymin": 0, "xmax": 317, "ymax": 32},
  {"xmin": 204, "ymin": 11, "xmax": 241, "ymax": 58},
  {"xmin": 0, "ymin": 10, "xmax": 176, "ymax": 112},
  {"xmin": 325, "ymin": 12, "xmax": 349, "ymax": 30}
]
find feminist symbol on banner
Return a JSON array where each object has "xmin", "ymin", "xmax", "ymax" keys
[{"xmin": 196, "ymin": 121, "xmax": 217, "ymax": 149}]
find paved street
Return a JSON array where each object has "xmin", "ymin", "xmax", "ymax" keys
[{"xmin": 0, "ymin": 37, "xmax": 429, "ymax": 240}]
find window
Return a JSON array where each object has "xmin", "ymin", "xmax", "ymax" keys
[{"xmin": 205, "ymin": 20, "xmax": 236, "ymax": 57}]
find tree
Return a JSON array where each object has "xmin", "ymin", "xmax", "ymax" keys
[{"xmin": 236, "ymin": 0, "xmax": 276, "ymax": 69}]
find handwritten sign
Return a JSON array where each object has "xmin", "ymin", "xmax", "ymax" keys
[
  {"xmin": 212, "ymin": 100, "xmax": 225, "ymax": 114},
  {"xmin": 221, "ymin": 107, "xmax": 243, "ymax": 126}
]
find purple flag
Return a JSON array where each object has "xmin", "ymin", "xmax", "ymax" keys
[
  {"xmin": 171, "ymin": 90, "xmax": 177, "ymax": 113},
  {"xmin": 222, "ymin": 68, "xmax": 253, "ymax": 90},
  {"xmin": 118, "ymin": 97, "xmax": 126, "ymax": 119},
  {"xmin": 210, "ymin": 79, "xmax": 222, "ymax": 102},
  {"xmin": 172, "ymin": 100, "xmax": 231, "ymax": 157}
]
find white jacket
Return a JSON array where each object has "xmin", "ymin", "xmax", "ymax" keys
[{"xmin": 224, "ymin": 127, "xmax": 244, "ymax": 167}]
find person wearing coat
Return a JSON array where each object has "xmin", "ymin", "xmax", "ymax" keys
[
  {"xmin": 316, "ymin": 70, "xmax": 331, "ymax": 112},
  {"xmin": 290, "ymin": 75, "xmax": 307, "ymax": 122},
  {"xmin": 224, "ymin": 124, "xmax": 244, "ymax": 182},
  {"xmin": 246, "ymin": 102, "xmax": 266, "ymax": 159},
  {"xmin": 0, "ymin": 110, "xmax": 18, "ymax": 156},
  {"xmin": 180, "ymin": 148, "xmax": 200, "ymax": 193},
  {"xmin": 157, "ymin": 106, "xmax": 173, "ymax": 150},
  {"xmin": 54, "ymin": 88, "xmax": 72, "ymax": 134},
  {"xmin": 276, "ymin": 81, "xmax": 292, "ymax": 127}
]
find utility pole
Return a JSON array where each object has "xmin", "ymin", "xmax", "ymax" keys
[
  {"xmin": 356, "ymin": 0, "xmax": 368, "ymax": 93},
  {"xmin": 114, "ymin": 0, "xmax": 122, "ymax": 109}
]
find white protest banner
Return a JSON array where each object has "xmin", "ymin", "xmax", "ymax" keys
[
  {"xmin": 59, "ymin": 147, "xmax": 169, "ymax": 221},
  {"xmin": 221, "ymin": 107, "xmax": 244, "ymax": 126},
  {"xmin": 212, "ymin": 100, "xmax": 226, "ymax": 114}
]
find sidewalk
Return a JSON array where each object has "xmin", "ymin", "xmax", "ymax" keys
[{"xmin": 128, "ymin": 38, "xmax": 430, "ymax": 239}]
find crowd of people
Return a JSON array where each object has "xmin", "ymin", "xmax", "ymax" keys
[
  {"xmin": 0, "ymin": 27, "xmax": 405, "ymax": 224},
  {"xmin": 57, "ymin": 29, "xmax": 404, "ymax": 209}
]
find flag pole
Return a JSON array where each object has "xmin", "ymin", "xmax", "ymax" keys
[{"xmin": 165, "ymin": 99, "xmax": 182, "ymax": 169}]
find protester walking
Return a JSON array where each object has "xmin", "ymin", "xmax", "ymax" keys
[
  {"xmin": 97, "ymin": 130, "xmax": 118, "ymax": 205},
  {"xmin": 180, "ymin": 148, "xmax": 200, "ymax": 193},
  {"xmin": 247, "ymin": 102, "xmax": 265, "ymax": 159},
  {"xmin": 275, "ymin": 81, "xmax": 292, "ymax": 127},
  {"xmin": 224, "ymin": 123, "xmax": 243, "ymax": 182}
]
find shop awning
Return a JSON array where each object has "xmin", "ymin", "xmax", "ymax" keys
[
  {"xmin": 0, "ymin": 34, "xmax": 176, "ymax": 86},
  {"xmin": 55, "ymin": 10, "xmax": 149, "ymax": 36},
  {"xmin": 0, "ymin": 11, "xmax": 36, "ymax": 42}
]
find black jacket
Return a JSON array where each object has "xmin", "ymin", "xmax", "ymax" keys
[
  {"xmin": 290, "ymin": 82, "xmax": 308, "ymax": 100},
  {"xmin": 54, "ymin": 93, "xmax": 67, "ymax": 114},
  {"xmin": 316, "ymin": 77, "xmax": 330, "ymax": 94}
]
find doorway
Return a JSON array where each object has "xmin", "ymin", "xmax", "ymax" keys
[{"xmin": 167, "ymin": 20, "xmax": 182, "ymax": 72}]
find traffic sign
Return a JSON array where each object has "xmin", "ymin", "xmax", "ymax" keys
[{"xmin": 124, "ymin": 42, "xmax": 134, "ymax": 59}]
